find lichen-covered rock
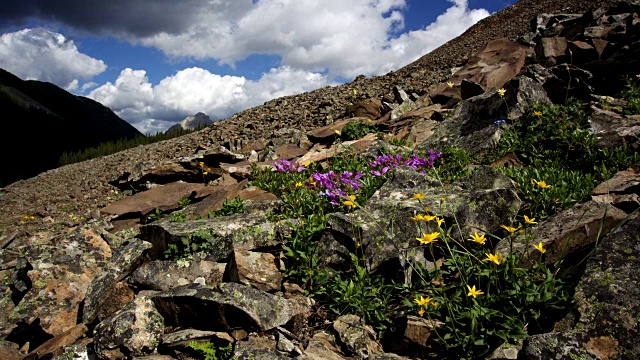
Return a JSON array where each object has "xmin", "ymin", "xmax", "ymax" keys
[
  {"xmin": 333, "ymin": 314, "xmax": 383, "ymax": 359},
  {"xmin": 233, "ymin": 334, "xmax": 294, "ymax": 360},
  {"xmin": 139, "ymin": 213, "xmax": 293, "ymax": 261},
  {"xmin": 130, "ymin": 258, "xmax": 225, "ymax": 291},
  {"xmin": 150, "ymin": 282, "xmax": 313, "ymax": 332},
  {"xmin": 93, "ymin": 296, "xmax": 164, "ymax": 360},
  {"xmin": 26, "ymin": 323, "xmax": 88, "ymax": 360},
  {"xmin": 588, "ymin": 106, "xmax": 640, "ymax": 150},
  {"xmin": 83, "ymin": 239, "xmax": 152, "ymax": 324},
  {"xmin": 320, "ymin": 166, "xmax": 521, "ymax": 276},
  {"xmin": 9, "ymin": 226, "xmax": 112, "ymax": 337},
  {"xmin": 591, "ymin": 169, "xmax": 640, "ymax": 214},
  {"xmin": 225, "ymin": 249, "xmax": 283, "ymax": 292},
  {"xmin": 497, "ymin": 200, "xmax": 627, "ymax": 264},
  {"xmin": 417, "ymin": 76, "xmax": 551, "ymax": 154},
  {"xmin": 519, "ymin": 216, "xmax": 640, "ymax": 359}
]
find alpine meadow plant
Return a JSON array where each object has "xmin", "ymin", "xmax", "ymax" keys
[{"xmin": 408, "ymin": 195, "xmax": 570, "ymax": 359}]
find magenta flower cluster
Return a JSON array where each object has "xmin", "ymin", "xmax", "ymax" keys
[
  {"xmin": 306, "ymin": 170, "xmax": 364, "ymax": 205},
  {"xmin": 369, "ymin": 150, "xmax": 442, "ymax": 176},
  {"xmin": 273, "ymin": 159, "xmax": 305, "ymax": 173}
]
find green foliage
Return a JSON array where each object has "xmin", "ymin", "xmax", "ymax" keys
[
  {"xmin": 340, "ymin": 119, "xmax": 378, "ymax": 140},
  {"xmin": 408, "ymin": 215, "xmax": 570, "ymax": 359},
  {"xmin": 208, "ymin": 197, "xmax": 245, "ymax": 218},
  {"xmin": 163, "ymin": 229, "xmax": 214, "ymax": 260},
  {"xmin": 187, "ymin": 341, "xmax": 233, "ymax": 360},
  {"xmin": 169, "ymin": 211, "xmax": 187, "ymax": 222},
  {"xmin": 58, "ymin": 124, "xmax": 208, "ymax": 166},
  {"xmin": 622, "ymin": 75, "xmax": 640, "ymax": 115},
  {"xmin": 178, "ymin": 196, "xmax": 192, "ymax": 208},
  {"xmin": 429, "ymin": 146, "xmax": 475, "ymax": 182},
  {"xmin": 325, "ymin": 253, "xmax": 395, "ymax": 337},
  {"xmin": 281, "ymin": 214, "xmax": 329, "ymax": 296},
  {"xmin": 145, "ymin": 208, "xmax": 166, "ymax": 223}
]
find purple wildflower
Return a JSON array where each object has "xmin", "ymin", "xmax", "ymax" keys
[{"xmin": 273, "ymin": 159, "xmax": 305, "ymax": 173}]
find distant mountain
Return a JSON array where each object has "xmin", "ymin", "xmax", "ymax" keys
[
  {"xmin": 165, "ymin": 112, "xmax": 213, "ymax": 134},
  {"xmin": 0, "ymin": 68, "xmax": 142, "ymax": 186}
]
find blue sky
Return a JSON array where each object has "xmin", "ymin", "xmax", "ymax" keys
[{"xmin": 0, "ymin": 0, "xmax": 515, "ymax": 134}]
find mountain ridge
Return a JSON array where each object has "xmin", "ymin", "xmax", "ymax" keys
[{"xmin": 0, "ymin": 68, "xmax": 143, "ymax": 187}]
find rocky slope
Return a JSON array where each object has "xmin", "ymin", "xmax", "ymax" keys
[
  {"xmin": 1, "ymin": 0, "xmax": 640, "ymax": 359},
  {"xmin": 0, "ymin": 0, "xmax": 622, "ymax": 236}
]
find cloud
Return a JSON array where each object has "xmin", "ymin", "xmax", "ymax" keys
[
  {"xmin": 1, "ymin": 1, "xmax": 489, "ymax": 79},
  {"xmin": 0, "ymin": 28, "xmax": 106, "ymax": 89},
  {"xmin": 136, "ymin": 0, "xmax": 488, "ymax": 78},
  {"xmin": 88, "ymin": 66, "xmax": 332, "ymax": 134}
]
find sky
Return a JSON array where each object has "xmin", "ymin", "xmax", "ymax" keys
[{"xmin": 0, "ymin": 0, "xmax": 515, "ymax": 134}]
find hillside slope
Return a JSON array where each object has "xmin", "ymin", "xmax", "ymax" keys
[
  {"xmin": 0, "ymin": 68, "xmax": 142, "ymax": 187},
  {"xmin": 0, "ymin": 0, "xmax": 623, "ymax": 234}
]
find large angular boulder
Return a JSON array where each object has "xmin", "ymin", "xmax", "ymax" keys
[
  {"xmin": 9, "ymin": 226, "xmax": 112, "ymax": 337},
  {"xmin": 417, "ymin": 76, "xmax": 551, "ymax": 154},
  {"xmin": 139, "ymin": 213, "xmax": 294, "ymax": 261},
  {"xmin": 93, "ymin": 296, "xmax": 164, "ymax": 359},
  {"xmin": 497, "ymin": 200, "xmax": 627, "ymax": 264},
  {"xmin": 130, "ymin": 258, "xmax": 225, "ymax": 291},
  {"xmin": 82, "ymin": 238, "xmax": 152, "ymax": 324},
  {"xmin": 149, "ymin": 283, "xmax": 314, "ymax": 332},
  {"xmin": 320, "ymin": 166, "xmax": 521, "ymax": 277},
  {"xmin": 519, "ymin": 216, "xmax": 640, "ymax": 359}
]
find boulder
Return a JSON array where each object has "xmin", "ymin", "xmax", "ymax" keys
[
  {"xmin": 345, "ymin": 98, "xmax": 385, "ymax": 120},
  {"xmin": 149, "ymin": 283, "xmax": 314, "ymax": 332},
  {"xmin": 93, "ymin": 296, "xmax": 164, "ymax": 359},
  {"xmin": 225, "ymin": 249, "xmax": 283, "ymax": 292},
  {"xmin": 320, "ymin": 166, "xmax": 521, "ymax": 279},
  {"xmin": 82, "ymin": 238, "xmax": 152, "ymax": 324},
  {"xmin": 139, "ymin": 213, "xmax": 294, "ymax": 261},
  {"xmin": 130, "ymin": 258, "xmax": 225, "ymax": 291},
  {"xmin": 519, "ymin": 216, "xmax": 640, "ymax": 359},
  {"xmin": 588, "ymin": 106, "xmax": 640, "ymax": 149},
  {"xmin": 9, "ymin": 226, "xmax": 112, "ymax": 337},
  {"xmin": 591, "ymin": 169, "xmax": 640, "ymax": 214},
  {"xmin": 497, "ymin": 200, "xmax": 627, "ymax": 264},
  {"xmin": 417, "ymin": 76, "xmax": 551, "ymax": 155},
  {"xmin": 333, "ymin": 315, "xmax": 383, "ymax": 359}
]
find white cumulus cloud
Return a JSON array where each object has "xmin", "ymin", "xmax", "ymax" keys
[
  {"xmin": 137, "ymin": 0, "xmax": 488, "ymax": 79},
  {"xmin": 0, "ymin": 28, "xmax": 107, "ymax": 89},
  {"xmin": 88, "ymin": 66, "xmax": 332, "ymax": 134}
]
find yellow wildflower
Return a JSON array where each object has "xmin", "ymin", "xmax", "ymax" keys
[
  {"xmin": 418, "ymin": 308, "xmax": 425, "ymax": 317},
  {"xmin": 411, "ymin": 193, "xmax": 425, "ymax": 201},
  {"xmin": 497, "ymin": 88, "xmax": 506, "ymax": 97},
  {"xmin": 533, "ymin": 111, "xmax": 542, "ymax": 117},
  {"xmin": 411, "ymin": 214, "xmax": 425, "ymax": 221},
  {"xmin": 536, "ymin": 180, "xmax": 552, "ymax": 189},
  {"xmin": 467, "ymin": 285, "xmax": 484, "ymax": 298},
  {"xmin": 440, "ymin": 196, "xmax": 446, "ymax": 203},
  {"xmin": 468, "ymin": 231, "xmax": 486, "ymax": 245},
  {"xmin": 484, "ymin": 252, "xmax": 502, "ymax": 265},
  {"xmin": 431, "ymin": 301, "xmax": 439, "ymax": 308},
  {"xmin": 447, "ymin": 81, "xmax": 454, "ymax": 89},
  {"xmin": 295, "ymin": 182, "xmax": 303, "ymax": 187},
  {"xmin": 343, "ymin": 201, "xmax": 356, "ymax": 209},
  {"xmin": 423, "ymin": 214, "xmax": 437, "ymax": 222},
  {"xmin": 203, "ymin": 171, "xmax": 208, "ymax": 175},
  {"xmin": 303, "ymin": 161, "xmax": 311, "ymax": 167},
  {"xmin": 416, "ymin": 232, "xmax": 440, "ymax": 245},
  {"xmin": 501, "ymin": 225, "xmax": 520, "ymax": 234},
  {"xmin": 524, "ymin": 215, "xmax": 537, "ymax": 225},
  {"xmin": 356, "ymin": 242, "xmax": 361, "ymax": 248},
  {"xmin": 435, "ymin": 217, "xmax": 445, "ymax": 227},
  {"xmin": 533, "ymin": 242, "xmax": 546, "ymax": 254},
  {"xmin": 334, "ymin": 129, "xmax": 342, "ymax": 136},
  {"xmin": 198, "ymin": 162, "xmax": 204, "ymax": 167},
  {"xmin": 414, "ymin": 295, "xmax": 432, "ymax": 307}
]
